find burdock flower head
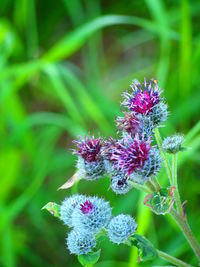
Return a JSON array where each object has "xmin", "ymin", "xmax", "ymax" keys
[
  {"xmin": 107, "ymin": 214, "xmax": 137, "ymax": 244},
  {"xmin": 122, "ymin": 78, "xmax": 161, "ymax": 115},
  {"xmin": 67, "ymin": 229, "xmax": 96, "ymax": 255},
  {"xmin": 122, "ymin": 78, "xmax": 168, "ymax": 127},
  {"xmin": 72, "ymin": 196, "xmax": 112, "ymax": 233},
  {"xmin": 110, "ymin": 134, "xmax": 151, "ymax": 176},
  {"xmin": 73, "ymin": 136, "xmax": 105, "ymax": 180},
  {"xmin": 116, "ymin": 112, "xmax": 154, "ymax": 139},
  {"xmin": 116, "ymin": 112, "xmax": 140, "ymax": 135}
]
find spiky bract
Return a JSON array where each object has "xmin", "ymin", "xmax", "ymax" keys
[
  {"xmin": 76, "ymin": 156, "xmax": 105, "ymax": 180},
  {"xmin": 137, "ymin": 148, "xmax": 161, "ymax": 179}
]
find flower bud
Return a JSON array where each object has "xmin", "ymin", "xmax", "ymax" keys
[
  {"xmin": 110, "ymin": 174, "xmax": 132, "ymax": 195},
  {"xmin": 60, "ymin": 195, "xmax": 86, "ymax": 227},
  {"xmin": 67, "ymin": 229, "xmax": 96, "ymax": 255},
  {"xmin": 73, "ymin": 136, "xmax": 105, "ymax": 180},
  {"xmin": 162, "ymin": 134, "xmax": 184, "ymax": 154},
  {"xmin": 107, "ymin": 214, "xmax": 137, "ymax": 244}
]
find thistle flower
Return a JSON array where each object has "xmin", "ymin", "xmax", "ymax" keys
[
  {"xmin": 162, "ymin": 134, "xmax": 184, "ymax": 154},
  {"xmin": 116, "ymin": 112, "xmax": 140, "ymax": 135},
  {"xmin": 60, "ymin": 195, "xmax": 86, "ymax": 227},
  {"xmin": 122, "ymin": 79, "xmax": 162, "ymax": 116},
  {"xmin": 107, "ymin": 214, "xmax": 137, "ymax": 244},
  {"xmin": 67, "ymin": 229, "xmax": 96, "ymax": 255},
  {"xmin": 73, "ymin": 136, "xmax": 105, "ymax": 180},
  {"xmin": 116, "ymin": 112, "xmax": 154, "ymax": 140},
  {"xmin": 137, "ymin": 148, "xmax": 161, "ymax": 179},
  {"xmin": 101, "ymin": 138, "xmax": 120, "ymax": 175},
  {"xmin": 110, "ymin": 135, "xmax": 151, "ymax": 176},
  {"xmin": 72, "ymin": 196, "xmax": 112, "ymax": 233},
  {"xmin": 110, "ymin": 174, "xmax": 132, "ymax": 195}
]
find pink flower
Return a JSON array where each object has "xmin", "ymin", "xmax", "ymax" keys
[
  {"xmin": 73, "ymin": 136, "xmax": 102, "ymax": 162},
  {"xmin": 80, "ymin": 200, "xmax": 94, "ymax": 214},
  {"xmin": 122, "ymin": 78, "xmax": 161, "ymax": 115},
  {"xmin": 110, "ymin": 135, "xmax": 151, "ymax": 176}
]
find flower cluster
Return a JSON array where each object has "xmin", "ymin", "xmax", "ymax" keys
[
  {"xmin": 59, "ymin": 194, "xmax": 136, "ymax": 255},
  {"xmin": 72, "ymin": 78, "xmax": 166, "ymax": 194}
]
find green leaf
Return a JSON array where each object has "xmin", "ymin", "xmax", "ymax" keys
[
  {"xmin": 78, "ymin": 250, "xmax": 101, "ymax": 267},
  {"xmin": 128, "ymin": 234, "xmax": 158, "ymax": 262},
  {"xmin": 144, "ymin": 187, "xmax": 175, "ymax": 215},
  {"xmin": 42, "ymin": 202, "xmax": 60, "ymax": 218}
]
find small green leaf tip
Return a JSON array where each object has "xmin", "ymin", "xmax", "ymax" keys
[
  {"xmin": 42, "ymin": 202, "xmax": 60, "ymax": 218},
  {"xmin": 78, "ymin": 249, "xmax": 101, "ymax": 267},
  {"xmin": 143, "ymin": 187, "xmax": 175, "ymax": 215},
  {"xmin": 128, "ymin": 234, "xmax": 158, "ymax": 262}
]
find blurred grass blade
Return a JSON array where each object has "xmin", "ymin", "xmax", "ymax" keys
[
  {"xmin": 58, "ymin": 64, "xmax": 112, "ymax": 133},
  {"xmin": 43, "ymin": 15, "xmax": 167, "ymax": 61},
  {"xmin": 43, "ymin": 64, "xmax": 86, "ymax": 127},
  {"xmin": 145, "ymin": 0, "xmax": 170, "ymax": 85},
  {"xmin": 185, "ymin": 121, "xmax": 200, "ymax": 144}
]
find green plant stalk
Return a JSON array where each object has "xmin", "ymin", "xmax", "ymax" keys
[
  {"xmin": 172, "ymin": 153, "xmax": 184, "ymax": 216},
  {"xmin": 154, "ymin": 128, "xmax": 173, "ymax": 184},
  {"xmin": 152, "ymin": 176, "xmax": 160, "ymax": 191},
  {"xmin": 128, "ymin": 180, "xmax": 152, "ymax": 194},
  {"xmin": 157, "ymin": 249, "xmax": 193, "ymax": 267},
  {"xmin": 170, "ymin": 209, "xmax": 200, "ymax": 261},
  {"xmin": 150, "ymin": 129, "xmax": 200, "ymax": 261},
  {"xmin": 146, "ymin": 180, "xmax": 157, "ymax": 192}
]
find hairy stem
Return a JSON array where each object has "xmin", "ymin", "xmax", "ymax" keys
[
  {"xmin": 146, "ymin": 180, "xmax": 156, "ymax": 192},
  {"xmin": 153, "ymin": 129, "xmax": 200, "ymax": 260},
  {"xmin": 128, "ymin": 181, "xmax": 152, "ymax": 194},
  {"xmin": 154, "ymin": 128, "xmax": 173, "ymax": 184},
  {"xmin": 170, "ymin": 209, "xmax": 200, "ymax": 261},
  {"xmin": 172, "ymin": 153, "xmax": 183, "ymax": 216},
  {"xmin": 157, "ymin": 250, "xmax": 193, "ymax": 267},
  {"xmin": 152, "ymin": 176, "xmax": 160, "ymax": 191}
]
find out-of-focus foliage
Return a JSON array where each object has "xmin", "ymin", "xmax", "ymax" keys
[{"xmin": 0, "ymin": 0, "xmax": 200, "ymax": 266}]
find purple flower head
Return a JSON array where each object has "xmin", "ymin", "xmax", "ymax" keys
[
  {"xmin": 122, "ymin": 78, "xmax": 162, "ymax": 115},
  {"xmin": 110, "ymin": 135, "xmax": 151, "ymax": 176},
  {"xmin": 73, "ymin": 136, "xmax": 102, "ymax": 162},
  {"xmin": 116, "ymin": 112, "xmax": 140, "ymax": 135},
  {"xmin": 80, "ymin": 200, "xmax": 94, "ymax": 214}
]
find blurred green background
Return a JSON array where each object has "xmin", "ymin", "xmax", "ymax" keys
[{"xmin": 0, "ymin": 0, "xmax": 200, "ymax": 266}]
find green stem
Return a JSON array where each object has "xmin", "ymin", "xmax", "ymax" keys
[
  {"xmin": 146, "ymin": 180, "xmax": 156, "ymax": 192},
  {"xmin": 170, "ymin": 209, "xmax": 200, "ymax": 261},
  {"xmin": 154, "ymin": 128, "xmax": 200, "ymax": 261},
  {"xmin": 154, "ymin": 128, "xmax": 173, "ymax": 184},
  {"xmin": 128, "ymin": 181, "xmax": 152, "ymax": 194},
  {"xmin": 172, "ymin": 153, "xmax": 183, "ymax": 216},
  {"xmin": 151, "ymin": 176, "xmax": 160, "ymax": 191},
  {"xmin": 157, "ymin": 250, "xmax": 193, "ymax": 267}
]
